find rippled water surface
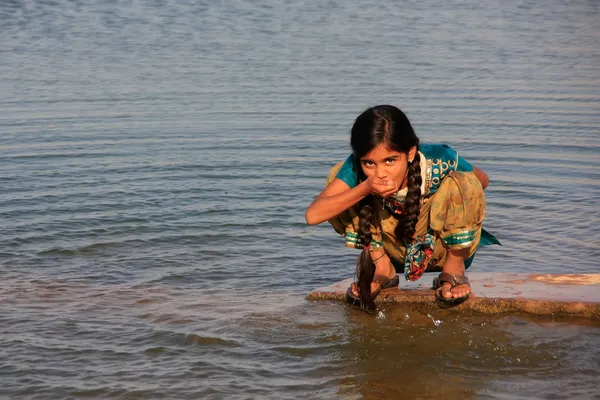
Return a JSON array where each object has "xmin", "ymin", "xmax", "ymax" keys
[{"xmin": 1, "ymin": 0, "xmax": 599, "ymax": 398}]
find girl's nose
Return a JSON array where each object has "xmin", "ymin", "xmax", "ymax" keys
[{"xmin": 376, "ymin": 167, "xmax": 387, "ymax": 179}]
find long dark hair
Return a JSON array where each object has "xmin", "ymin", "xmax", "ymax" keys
[{"xmin": 351, "ymin": 105, "xmax": 422, "ymax": 310}]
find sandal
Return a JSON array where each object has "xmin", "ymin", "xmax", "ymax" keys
[
  {"xmin": 432, "ymin": 272, "xmax": 471, "ymax": 306},
  {"xmin": 346, "ymin": 274, "xmax": 400, "ymax": 308}
]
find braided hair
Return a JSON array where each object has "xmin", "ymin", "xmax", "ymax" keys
[
  {"xmin": 350, "ymin": 105, "xmax": 422, "ymax": 310},
  {"xmin": 355, "ymin": 200, "xmax": 376, "ymax": 310},
  {"xmin": 397, "ymin": 150, "xmax": 422, "ymax": 243}
]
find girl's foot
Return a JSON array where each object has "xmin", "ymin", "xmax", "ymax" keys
[
  {"xmin": 439, "ymin": 248, "xmax": 471, "ymax": 300},
  {"xmin": 440, "ymin": 280, "xmax": 471, "ymax": 299},
  {"xmin": 434, "ymin": 272, "xmax": 471, "ymax": 303}
]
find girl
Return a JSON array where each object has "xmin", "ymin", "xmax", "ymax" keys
[{"xmin": 305, "ymin": 105, "xmax": 499, "ymax": 310}]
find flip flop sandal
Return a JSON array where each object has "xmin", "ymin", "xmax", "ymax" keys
[
  {"xmin": 345, "ymin": 274, "xmax": 400, "ymax": 308},
  {"xmin": 433, "ymin": 272, "xmax": 471, "ymax": 306}
]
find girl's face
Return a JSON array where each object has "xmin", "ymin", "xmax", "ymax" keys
[{"xmin": 359, "ymin": 143, "xmax": 416, "ymax": 189}]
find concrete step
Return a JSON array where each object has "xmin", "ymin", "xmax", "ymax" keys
[{"xmin": 307, "ymin": 272, "xmax": 600, "ymax": 320}]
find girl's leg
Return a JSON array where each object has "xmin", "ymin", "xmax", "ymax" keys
[
  {"xmin": 427, "ymin": 171, "xmax": 486, "ymax": 299},
  {"xmin": 440, "ymin": 247, "xmax": 471, "ymax": 299}
]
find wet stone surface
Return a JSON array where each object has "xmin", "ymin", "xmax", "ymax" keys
[{"xmin": 307, "ymin": 273, "xmax": 600, "ymax": 320}]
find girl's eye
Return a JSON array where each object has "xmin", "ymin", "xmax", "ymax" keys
[
  {"xmin": 362, "ymin": 161, "xmax": 374, "ymax": 167},
  {"xmin": 385, "ymin": 158, "xmax": 396, "ymax": 164}
]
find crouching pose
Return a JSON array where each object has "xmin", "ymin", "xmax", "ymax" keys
[{"xmin": 305, "ymin": 105, "xmax": 500, "ymax": 310}]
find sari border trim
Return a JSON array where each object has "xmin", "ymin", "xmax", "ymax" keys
[
  {"xmin": 442, "ymin": 229, "xmax": 476, "ymax": 248},
  {"xmin": 344, "ymin": 231, "xmax": 383, "ymax": 249}
]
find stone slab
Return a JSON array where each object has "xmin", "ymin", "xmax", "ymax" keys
[{"xmin": 307, "ymin": 272, "xmax": 600, "ymax": 320}]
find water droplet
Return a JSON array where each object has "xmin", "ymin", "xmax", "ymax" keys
[
  {"xmin": 517, "ymin": 358, "xmax": 521, "ymax": 362},
  {"xmin": 376, "ymin": 310, "xmax": 386, "ymax": 321},
  {"xmin": 427, "ymin": 313, "xmax": 443, "ymax": 327},
  {"xmin": 404, "ymin": 313, "xmax": 410, "ymax": 320}
]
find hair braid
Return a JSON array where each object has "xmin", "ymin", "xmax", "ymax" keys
[
  {"xmin": 355, "ymin": 197, "xmax": 376, "ymax": 310},
  {"xmin": 396, "ymin": 151, "xmax": 422, "ymax": 243}
]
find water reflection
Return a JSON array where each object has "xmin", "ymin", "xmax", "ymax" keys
[{"xmin": 339, "ymin": 307, "xmax": 598, "ymax": 399}]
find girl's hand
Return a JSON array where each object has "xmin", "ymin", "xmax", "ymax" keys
[{"xmin": 364, "ymin": 176, "xmax": 399, "ymax": 198}]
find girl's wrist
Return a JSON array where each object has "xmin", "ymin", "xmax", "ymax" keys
[{"xmin": 356, "ymin": 181, "xmax": 372, "ymax": 197}]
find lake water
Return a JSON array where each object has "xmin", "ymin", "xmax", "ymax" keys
[{"xmin": 1, "ymin": 0, "xmax": 599, "ymax": 398}]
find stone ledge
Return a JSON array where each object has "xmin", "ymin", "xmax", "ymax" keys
[{"xmin": 306, "ymin": 272, "xmax": 600, "ymax": 320}]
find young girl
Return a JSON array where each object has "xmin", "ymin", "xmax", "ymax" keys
[{"xmin": 305, "ymin": 105, "xmax": 500, "ymax": 310}]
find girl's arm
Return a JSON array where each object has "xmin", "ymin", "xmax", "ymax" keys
[
  {"xmin": 472, "ymin": 165, "xmax": 489, "ymax": 189},
  {"xmin": 306, "ymin": 173, "xmax": 404, "ymax": 225},
  {"xmin": 305, "ymin": 178, "xmax": 370, "ymax": 225}
]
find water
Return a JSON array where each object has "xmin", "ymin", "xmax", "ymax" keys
[{"xmin": 1, "ymin": 0, "xmax": 599, "ymax": 398}]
